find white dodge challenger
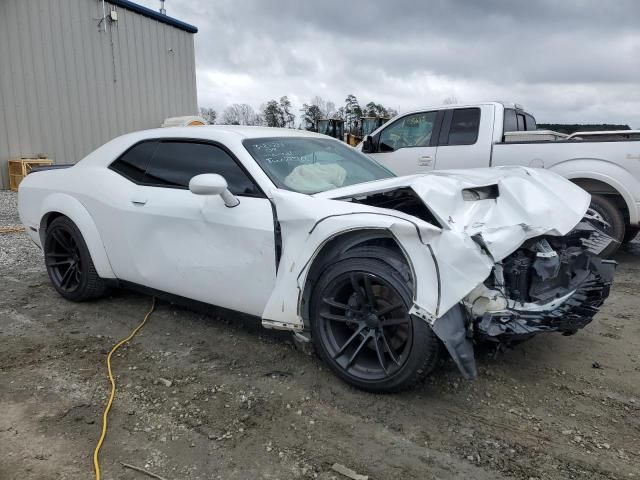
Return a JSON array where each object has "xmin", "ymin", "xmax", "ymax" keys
[{"xmin": 18, "ymin": 126, "xmax": 615, "ymax": 392}]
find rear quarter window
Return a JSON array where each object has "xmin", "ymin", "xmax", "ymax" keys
[{"xmin": 109, "ymin": 141, "xmax": 159, "ymax": 182}]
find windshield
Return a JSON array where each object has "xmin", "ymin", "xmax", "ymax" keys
[{"xmin": 243, "ymin": 137, "xmax": 394, "ymax": 194}]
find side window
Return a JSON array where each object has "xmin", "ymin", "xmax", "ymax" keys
[
  {"xmin": 444, "ymin": 108, "xmax": 480, "ymax": 146},
  {"xmin": 109, "ymin": 140, "xmax": 158, "ymax": 183},
  {"xmin": 503, "ymin": 109, "xmax": 518, "ymax": 133},
  {"xmin": 378, "ymin": 111, "xmax": 437, "ymax": 152},
  {"xmin": 516, "ymin": 113, "xmax": 526, "ymax": 131},
  {"xmin": 525, "ymin": 113, "xmax": 537, "ymax": 131},
  {"xmin": 143, "ymin": 141, "xmax": 261, "ymax": 196}
]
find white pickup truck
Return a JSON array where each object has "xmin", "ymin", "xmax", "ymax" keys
[{"xmin": 358, "ymin": 101, "xmax": 640, "ymax": 256}]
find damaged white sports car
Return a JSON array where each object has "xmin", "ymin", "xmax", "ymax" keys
[{"xmin": 18, "ymin": 127, "xmax": 615, "ymax": 392}]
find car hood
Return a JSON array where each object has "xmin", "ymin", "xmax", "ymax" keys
[{"xmin": 313, "ymin": 166, "xmax": 590, "ymax": 260}]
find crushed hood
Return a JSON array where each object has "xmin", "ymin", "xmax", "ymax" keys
[{"xmin": 315, "ymin": 166, "xmax": 590, "ymax": 260}]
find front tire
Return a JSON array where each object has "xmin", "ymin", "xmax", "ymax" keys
[
  {"xmin": 309, "ymin": 246, "xmax": 439, "ymax": 392},
  {"xmin": 588, "ymin": 194, "xmax": 625, "ymax": 257},
  {"xmin": 44, "ymin": 216, "xmax": 107, "ymax": 301}
]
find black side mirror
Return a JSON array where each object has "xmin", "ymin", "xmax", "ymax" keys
[{"xmin": 362, "ymin": 135, "xmax": 374, "ymax": 153}]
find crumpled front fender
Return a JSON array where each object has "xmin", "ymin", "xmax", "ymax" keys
[{"xmin": 261, "ymin": 190, "xmax": 494, "ymax": 331}]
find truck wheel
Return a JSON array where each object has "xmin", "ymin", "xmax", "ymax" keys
[
  {"xmin": 589, "ymin": 194, "xmax": 625, "ymax": 257},
  {"xmin": 44, "ymin": 216, "xmax": 107, "ymax": 301},
  {"xmin": 309, "ymin": 246, "xmax": 440, "ymax": 392}
]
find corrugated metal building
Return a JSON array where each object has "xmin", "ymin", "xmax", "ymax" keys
[{"xmin": 0, "ymin": 0, "xmax": 198, "ymax": 188}]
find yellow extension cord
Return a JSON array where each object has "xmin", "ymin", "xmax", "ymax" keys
[{"xmin": 93, "ymin": 297, "xmax": 156, "ymax": 480}]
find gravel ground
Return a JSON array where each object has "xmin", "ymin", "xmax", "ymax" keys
[
  {"xmin": 1, "ymin": 190, "xmax": 639, "ymax": 480},
  {"xmin": 0, "ymin": 190, "xmax": 42, "ymax": 271}
]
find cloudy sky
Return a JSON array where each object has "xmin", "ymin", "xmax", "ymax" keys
[{"xmin": 137, "ymin": 0, "xmax": 640, "ymax": 127}]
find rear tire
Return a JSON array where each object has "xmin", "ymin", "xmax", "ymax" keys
[
  {"xmin": 44, "ymin": 216, "xmax": 107, "ymax": 301},
  {"xmin": 588, "ymin": 194, "xmax": 625, "ymax": 257},
  {"xmin": 309, "ymin": 246, "xmax": 439, "ymax": 392}
]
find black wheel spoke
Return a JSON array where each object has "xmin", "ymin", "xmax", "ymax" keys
[
  {"xmin": 349, "ymin": 274, "xmax": 366, "ymax": 305},
  {"xmin": 377, "ymin": 303, "xmax": 404, "ymax": 316},
  {"xmin": 46, "ymin": 252, "xmax": 70, "ymax": 259},
  {"xmin": 52, "ymin": 229, "xmax": 72, "ymax": 252},
  {"xmin": 363, "ymin": 275, "xmax": 376, "ymax": 306},
  {"xmin": 373, "ymin": 334, "xmax": 388, "ymax": 374},
  {"xmin": 47, "ymin": 259, "xmax": 72, "ymax": 267},
  {"xmin": 322, "ymin": 297, "xmax": 352, "ymax": 311},
  {"xmin": 383, "ymin": 316, "xmax": 410, "ymax": 327},
  {"xmin": 60, "ymin": 266, "xmax": 75, "ymax": 289},
  {"xmin": 345, "ymin": 331, "xmax": 371, "ymax": 369},
  {"xmin": 380, "ymin": 331, "xmax": 400, "ymax": 365},
  {"xmin": 320, "ymin": 311, "xmax": 356, "ymax": 323},
  {"xmin": 333, "ymin": 325, "xmax": 366, "ymax": 359}
]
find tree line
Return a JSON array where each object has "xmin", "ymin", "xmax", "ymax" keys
[{"xmin": 199, "ymin": 94, "xmax": 398, "ymax": 133}]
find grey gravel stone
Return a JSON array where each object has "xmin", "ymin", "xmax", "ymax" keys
[{"xmin": 0, "ymin": 190, "xmax": 44, "ymax": 271}]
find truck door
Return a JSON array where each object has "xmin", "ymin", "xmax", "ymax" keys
[
  {"xmin": 367, "ymin": 111, "xmax": 441, "ymax": 176},
  {"xmin": 433, "ymin": 105, "xmax": 493, "ymax": 170}
]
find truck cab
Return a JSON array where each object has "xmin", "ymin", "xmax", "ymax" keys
[{"xmin": 359, "ymin": 102, "xmax": 535, "ymax": 174}]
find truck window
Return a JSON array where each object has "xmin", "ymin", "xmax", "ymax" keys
[
  {"xmin": 525, "ymin": 113, "xmax": 537, "ymax": 131},
  {"xmin": 443, "ymin": 108, "xmax": 480, "ymax": 146},
  {"xmin": 378, "ymin": 111, "xmax": 437, "ymax": 151},
  {"xmin": 503, "ymin": 109, "xmax": 518, "ymax": 132},
  {"xmin": 516, "ymin": 113, "xmax": 525, "ymax": 131}
]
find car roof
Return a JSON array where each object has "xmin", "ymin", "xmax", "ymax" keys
[{"xmin": 137, "ymin": 125, "xmax": 332, "ymax": 141}]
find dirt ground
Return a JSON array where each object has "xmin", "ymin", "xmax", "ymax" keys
[{"xmin": 1, "ymin": 190, "xmax": 639, "ymax": 480}]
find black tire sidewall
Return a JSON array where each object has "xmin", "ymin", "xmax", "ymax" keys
[
  {"xmin": 44, "ymin": 217, "xmax": 99, "ymax": 301},
  {"xmin": 310, "ymin": 253, "xmax": 438, "ymax": 393}
]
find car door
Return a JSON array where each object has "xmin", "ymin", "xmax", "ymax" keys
[
  {"xmin": 107, "ymin": 139, "xmax": 277, "ymax": 317},
  {"xmin": 432, "ymin": 106, "xmax": 491, "ymax": 170},
  {"xmin": 367, "ymin": 111, "xmax": 440, "ymax": 176}
]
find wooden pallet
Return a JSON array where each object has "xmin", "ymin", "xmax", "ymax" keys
[{"xmin": 8, "ymin": 157, "xmax": 53, "ymax": 191}]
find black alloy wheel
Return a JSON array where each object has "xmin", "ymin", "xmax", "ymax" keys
[
  {"xmin": 317, "ymin": 271, "xmax": 413, "ymax": 381},
  {"xmin": 46, "ymin": 224, "xmax": 83, "ymax": 293},
  {"xmin": 44, "ymin": 216, "xmax": 107, "ymax": 301},
  {"xmin": 310, "ymin": 246, "xmax": 440, "ymax": 392}
]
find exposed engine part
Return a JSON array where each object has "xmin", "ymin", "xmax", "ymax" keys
[
  {"xmin": 477, "ymin": 258, "xmax": 615, "ymax": 341},
  {"xmin": 503, "ymin": 251, "xmax": 532, "ymax": 303},
  {"xmin": 474, "ymin": 223, "xmax": 616, "ymax": 343},
  {"xmin": 344, "ymin": 187, "xmax": 441, "ymax": 227}
]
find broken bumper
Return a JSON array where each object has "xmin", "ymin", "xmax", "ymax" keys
[{"xmin": 477, "ymin": 257, "xmax": 615, "ymax": 341}]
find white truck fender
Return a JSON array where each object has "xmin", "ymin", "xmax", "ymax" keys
[
  {"xmin": 39, "ymin": 193, "xmax": 116, "ymax": 279},
  {"xmin": 548, "ymin": 160, "xmax": 639, "ymax": 225}
]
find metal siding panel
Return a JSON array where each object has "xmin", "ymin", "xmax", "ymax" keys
[
  {"xmin": 36, "ymin": 0, "xmax": 67, "ymax": 166},
  {"xmin": 77, "ymin": 0, "xmax": 102, "ymax": 151},
  {"xmin": 27, "ymin": 0, "xmax": 54, "ymax": 164},
  {"xmin": 17, "ymin": 0, "xmax": 42, "ymax": 159},
  {"xmin": 0, "ymin": 2, "xmax": 13, "ymax": 186},
  {"xmin": 0, "ymin": 0, "xmax": 197, "ymax": 188},
  {"xmin": 5, "ymin": 0, "xmax": 30, "ymax": 156}
]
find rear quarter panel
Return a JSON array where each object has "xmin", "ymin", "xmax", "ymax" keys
[{"xmin": 18, "ymin": 167, "xmax": 117, "ymax": 278}]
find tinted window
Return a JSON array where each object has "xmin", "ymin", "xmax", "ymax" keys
[
  {"xmin": 503, "ymin": 109, "xmax": 518, "ymax": 132},
  {"xmin": 243, "ymin": 137, "xmax": 393, "ymax": 194},
  {"xmin": 109, "ymin": 141, "xmax": 158, "ymax": 182},
  {"xmin": 143, "ymin": 141, "xmax": 261, "ymax": 196},
  {"xmin": 378, "ymin": 112, "xmax": 437, "ymax": 151},
  {"xmin": 516, "ymin": 113, "xmax": 526, "ymax": 131},
  {"xmin": 445, "ymin": 108, "xmax": 480, "ymax": 145},
  {"xmin": 525, "ymin": 113, "xmax": 537, "ymax": 131}
]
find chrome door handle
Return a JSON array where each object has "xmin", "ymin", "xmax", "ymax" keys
[{"xmin": 418, "ymin": 156, "xmax": 433, "ymax": 166}]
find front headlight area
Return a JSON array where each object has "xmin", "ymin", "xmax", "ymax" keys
[{"xmin": 462, "ymin": 232, "xmax": 615, "ymax": 343}]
